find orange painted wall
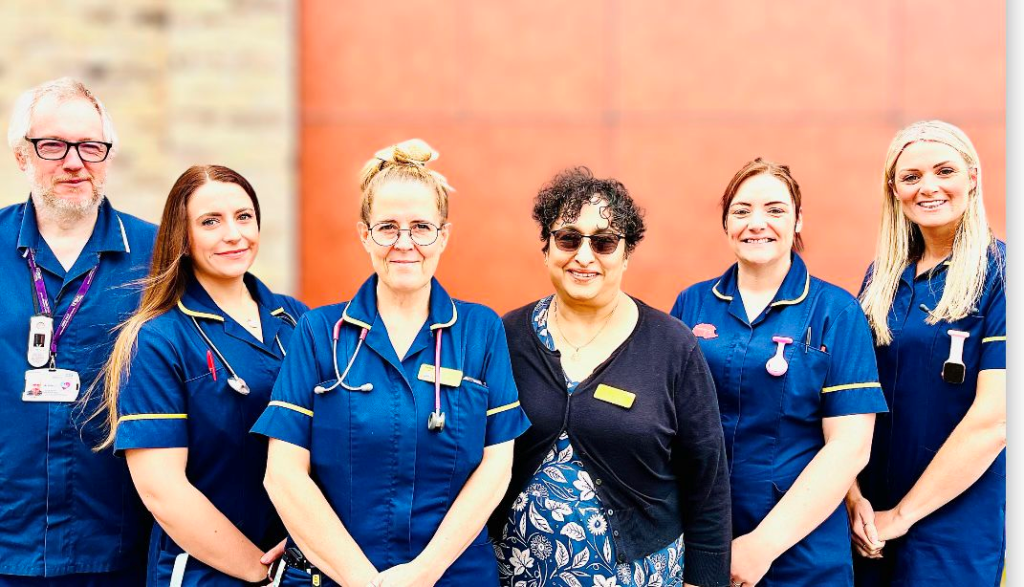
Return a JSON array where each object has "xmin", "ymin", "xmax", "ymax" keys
[{"xmin": 299, "ymin": 1, "xmax": 1005, "ymax": 314}]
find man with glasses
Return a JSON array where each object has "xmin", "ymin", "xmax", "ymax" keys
[{"xmin": 0, "ymin": 78, "xmax": 155, "ymax": 585}]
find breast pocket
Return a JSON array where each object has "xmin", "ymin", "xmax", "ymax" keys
[
  {"xmin": 453, "ymin": 377, "xmax": 489, "ymax": 470},
  {"xmin": 928, "ymin": 313, "xmax": 985, "ymax": 384},
  {"xmin": 184, "ymin": 367, "xmax": 243, "ymax": 448},
  {"xmin": 782, "ymin": 344, "xmax": 831, "ymax": 422}
]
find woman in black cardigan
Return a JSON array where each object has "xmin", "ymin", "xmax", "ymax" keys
[{"xmin": 490, "ymin": 167, "xmax": 732, "ymax": 587}]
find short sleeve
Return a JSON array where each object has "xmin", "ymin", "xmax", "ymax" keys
[
  {"xmin": 820, "ymin": 302, "xmax": 889, "ymax": 418},
  {"xmin": 114, "ymin": 327, "xmax": 189, "ymax": 454},
  {"xmin": 979, "ymin": 270, "xmax": 1006, "ymax": 372},
  {"xmin": 251, "ymin": 313, "xmax": 320, "ymax": 449},
  {"xmin": 479, "ymin": 315, "xmax": 530, "ymax": 447}
]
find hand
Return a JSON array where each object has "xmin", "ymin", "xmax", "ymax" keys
[
  {"xmin": 730, "ymin": 532, "xmax": 775, "ymax": 586},
  {"xmin": 845, "ymin": 495, "xmax": 884, "ymax": 559},
  {"xmin": 367, "ymin": 560, "xmax": 441, "ymax": 587},
  {"xmin": 261, "ymin": 539, "xmax": 287, "ymax": 565},
  {"xmin": 873, "ymin": 507, "xmax": 913, "ymax": 542}
]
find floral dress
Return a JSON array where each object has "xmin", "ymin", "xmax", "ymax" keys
[{"xmin": 494, "ymin": 296, "xmax": 685, "ymax": 587}]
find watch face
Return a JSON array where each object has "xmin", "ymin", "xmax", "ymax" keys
[{"xmin": 942, "ymin": 361, "xmax": 966, "ymax": 384}]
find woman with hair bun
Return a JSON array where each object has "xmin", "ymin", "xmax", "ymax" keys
[
  {"xmin": 100, "ymin": 165, "xmax": 308, "ymax": 585},
  {"xmin": 849, "ymin": 120, "xmax": 1006, "ymax": 585},
  {"xmin": 255, "ymin": 139, "xmax": 530, "ymax": 586},
  {"xmin": 672, "ymin": 158, "xmax": 887, "ymax": 586}
]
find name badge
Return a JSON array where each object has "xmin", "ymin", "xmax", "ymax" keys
[
  {"xmin": 417, "ymin": 364, "xmax": 464, "ymax": 387},
  {"xmin": 24, "ymin": 369, "xmax": 81, "ymax": 403},
  {"xmin": 594, "ymin": 384, "xmax": 636, "ymax": 409}
]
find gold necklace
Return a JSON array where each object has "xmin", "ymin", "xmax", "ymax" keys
[{"xmin": 552, "ymin": 297, "xmax": 620, "ymax": 361}]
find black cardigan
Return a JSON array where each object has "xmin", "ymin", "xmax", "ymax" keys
[{"xmin": 489, "ymin": 299, "xmax": 732, "ymax": 587}]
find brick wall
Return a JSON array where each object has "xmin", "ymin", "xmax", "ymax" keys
[{"xmin": 0, "ymin": 0, "xmax": 297, "ymax": 293}]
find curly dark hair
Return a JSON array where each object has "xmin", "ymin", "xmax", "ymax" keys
[{"xmin": 532, "ymin": 167, "xmax": 646, "ymax": 255}]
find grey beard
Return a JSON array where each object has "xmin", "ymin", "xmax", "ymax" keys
[{"xmin": 35, "ymin": 184, "xmax": 105, "ymax": 223}]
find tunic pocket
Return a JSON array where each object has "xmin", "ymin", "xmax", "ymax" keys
[{"xmin": 781, "ymin": 344, "xmax": 831, "ymax": 422}]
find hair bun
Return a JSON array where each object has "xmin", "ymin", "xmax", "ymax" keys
[{"xmin": 376, "ymin": 138, "xmax": 438, "ymax": 167}]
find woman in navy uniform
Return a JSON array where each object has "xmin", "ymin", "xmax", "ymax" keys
[
  {"xmin": 672, "ymin": 158, "xmax": 888, "ymax": 586},
  {"xmin": 849, "ymin": 121, "xmax": 1006, "ymax": 585},
  {"xmin": 99, "ymin": 165, "xmax": 307, "ymax": 585},
  {"xmin": 492, "ymin": 167, "xmax": 732, "ymax": 587},
  {"xmin": 254, "ymin": 139, "xmax": 530, "ymax": 587}
]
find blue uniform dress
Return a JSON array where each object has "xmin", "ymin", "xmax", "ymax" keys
[
  {"xmin": 854, "ymin": 242, "xmax": 1006, "ymax": 586},
  {"xmin": 496, "ymin": 296, "xmax": 685, "ymax": 587},
  {"xmin": 114, "ymin": 274, "xmax": 307, "ymax": 586},
  {"xmin": 252, "ymin": 275, "xmax": 530, "ymax": 586},
  {"xmin": 672, "ymin": 254, "xmax": 888, "ymax": 586},
  {"xmin": 0, "ymin": 197, "xmax": 155, "ymax": 585}
]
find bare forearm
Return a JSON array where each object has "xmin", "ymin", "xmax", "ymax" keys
[
  {"xmin": 265, "ymin": 469, "xmax": 376, "ymax": 586},
  {"xmin": 141, "ymin": 483, "xmax": 266, "ymax": 582},
  {"xmin": 754, "ymin": 435, "xmax": 869, "ymax": 559},
  {"xmin": 896, "ymin": 415, "xmax": 1005, "ymax": 525}
]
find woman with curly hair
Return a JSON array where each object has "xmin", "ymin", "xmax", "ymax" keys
[
  {"xmin": 490, "ymin": 167, "xmax": 732, "ymax": 587},
  {"xmin": 672, "ymin": 158, "xmax": 887, "ymax": 586}
]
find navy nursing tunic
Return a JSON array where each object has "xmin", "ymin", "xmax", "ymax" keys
[
  {"xmin": 854, "ymin": 241, "xmax": 1006, "ymax": 586},
  {"xmin": 252, "ymin": 276, "xmax": 530, "ymax": 586},
  {"xmin": 115, "ymin": 274, "xmax": 307, "ymax": 586},
  {"xmin": 0, "ymin": 197, "xmax": 156, "ymax": 584},
  {"xmin": 672, "ymin": 254, "xmax": 888, "ymax": 586}
]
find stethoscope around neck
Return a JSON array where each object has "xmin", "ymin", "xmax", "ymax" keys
[
  {"xmin": 315, "ymin": 318, "xmax": 449, "ymax": 433},
  {"xmin": 188, "ymin": 311, "xmax": 297, "ymax": 396}
]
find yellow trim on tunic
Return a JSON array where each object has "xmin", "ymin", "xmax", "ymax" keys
[
  {"xmin": 177, "ymin": 301, "xmax": 224, "ymax": 322},
  {"xmin": 486, "ymin": 401, "xmax": 520, "ymax": 416},
  {"xmin": 822, "ymin": 382, "xmax": 882, "ymax": 394},
  {"xmin": 430, "ymin": 300, "xmax": 458, "ymax": 330},
  {"xmin": 771, "ymin": 274, "xmax": 811, "ymax": 307},
  {"xmin": 341, "ymin": 304, "xmax": 372, "ymax": 331},
  {"xmin": 983, "ymin": 336, "xmax": 1006, "ymax": 343},
  {"xmin": 119, "ymin": 413, "xmax": 188, "ymax": 423},
  {"xmin": 269, "ymin": 401, "xmax": 313, "ymax": 418},
  {"xmin": 711, "ymin": 281, "xmax": 733, "ymax": 301}
]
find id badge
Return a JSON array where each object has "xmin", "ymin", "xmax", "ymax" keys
[{"xmin": 23, "ymin": 368, "xmax": 81, "ymax": 402}]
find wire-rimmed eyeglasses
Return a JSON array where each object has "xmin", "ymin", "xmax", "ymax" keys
[{"xmin": 369, "ymin": 221, "xmax": 443, "ymax": 247}]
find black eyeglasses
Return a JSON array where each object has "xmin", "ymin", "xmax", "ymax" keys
[
  {"xmin": 25, "ymin": 137, "xmax": 112, "ymax": 163},
  {"xmin": 550, "ymin": 229, "xmax": 625, "ymax": 255},
  {"xmin": 369, "ymin": 221, "xmax": 442, "ymax": 247}
]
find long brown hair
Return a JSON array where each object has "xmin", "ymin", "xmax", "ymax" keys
[{"xmin": 93, "ymin": 164, "xmax": 260, "ymax": 449}]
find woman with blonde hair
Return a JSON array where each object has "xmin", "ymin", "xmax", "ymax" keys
[
  {"xmin": 254, "ymin": 139, "xmax": 530, "ymax": 586},
  {"xmin": 100, "ymin": 164, "xmax": 307, "ymax": 585},
  {"xmin": 848, "ymin": 120, "xmax": 1006, "ymax": 585}
]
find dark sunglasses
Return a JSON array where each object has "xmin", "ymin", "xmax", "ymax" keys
[{"xmin": 550, "ymin": 229, "xmax": 625, "ymax": 255}]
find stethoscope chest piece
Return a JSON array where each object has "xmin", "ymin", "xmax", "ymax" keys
[
  {"xmin": 766, "ymin": 335, "xmax": 793, "ymax": 377},
  {"xmin": 427, "ymin": 410, "xmax": 445, "ymax": 432},
  {"xmin": 228, "ymin": 376, "xmax": 250, "ymax": 395}
]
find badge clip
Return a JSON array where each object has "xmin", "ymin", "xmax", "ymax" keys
[
  {"xmin": 766, "ymin": 336, "xmax": 793, "ymax": 377},
  {"xmin": 27, "ymin": 315, "xmax": 53, "ymax": 368},
  {"xmin": 942, "ymin": 330, "xmax": 970, "ymax": 384}
]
